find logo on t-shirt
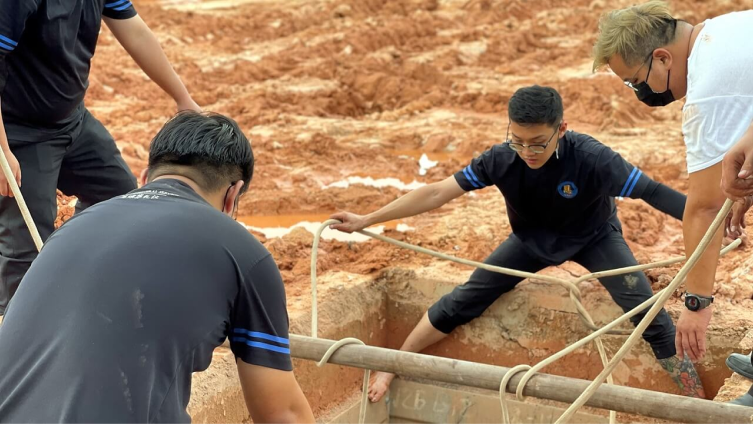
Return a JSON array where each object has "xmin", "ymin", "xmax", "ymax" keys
[{"xmin": 558, "ymin": 181, "xmax": 578, "ymax": 199}]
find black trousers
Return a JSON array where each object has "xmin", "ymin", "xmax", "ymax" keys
[
  {"xmin": 428, "ymin": 227, "xmax": 677, "ymax": 359},
  {"xmin": 0, "ymin": 108, "xmax": 137, "ymax": 313}
]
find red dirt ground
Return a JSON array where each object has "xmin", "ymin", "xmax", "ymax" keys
[
  {"xmin": 53, "ymin": 0, "xmax": 753, "ymax": 404},
  {"xmin": 66, "ymin": 0, "xmax": 753, "ymax": 316}
]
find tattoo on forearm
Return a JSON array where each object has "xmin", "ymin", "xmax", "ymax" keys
[{"xmin": 658, "ymin": 355, "xmax": 706, "ymax": 398}]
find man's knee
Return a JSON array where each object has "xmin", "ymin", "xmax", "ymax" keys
[
  {"xmin": 428, "ymin": 289, "xmax": 487, "ymax": 334},
  {"xmin": 629, "ymin": 308, "xmax": 677, "ymax": 359},
  {"xmin": 74, "ymin": 171, "xmax": 136, "ymax": 213},
  {"xmin": 0, "ymin": 195, "xmax": 56, "ymax": 253},
  {"xmin": 427, "ymin": 301, "xmax": 459, "ymax": 334}
]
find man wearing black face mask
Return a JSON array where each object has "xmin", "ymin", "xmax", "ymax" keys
[
  {"xmin": 592, "ymin": 0, "xmax": 753, "ymax": 405},
  {"xmin": 0, "ymin": 111, "xmax": 315, "ymax": 423},
  {"xmin": 630, "ymin": 41, "xmax": 677, "ymax": 108}
]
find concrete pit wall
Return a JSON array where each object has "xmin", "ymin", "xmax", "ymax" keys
[
  {"xmin": 326, "ymin": 380, "xmax": 608, "ymax": 424},
  {"xmin": 384, "ymin": 264, "xmax": 746, "ymax": 398},
  {"xmin": 186, "ymin": 265, "xmax": 745, "ymax": 422}
]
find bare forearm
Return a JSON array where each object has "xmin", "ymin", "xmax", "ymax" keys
[
  {"xmin": 0, "ymin": 113, "xmax": 10, "ymax": 153},
  {"xmin": 289, "ymin": 386, "xmax": 315, "ymax": 424},
  {"xmin": 106, "ymin": 16, "xmax": 191, "ymax": 103},
  {"xmin": 270, "ymin": 400, "xmax": 315, "ymax": 424},
  {"xmin": 246, "ymin": 386, "xmax": 314, "ymax": 423},
  {"xmin": 251, "ymin": 401, "xmax": 314, "ymax": 423},
  {"xmin": 365, "ymin": 184, "xmax": 451, "ymax": 226},
  {"xmin": 683, "ymin": 203, "xmax": 724, "ymax": 296}
]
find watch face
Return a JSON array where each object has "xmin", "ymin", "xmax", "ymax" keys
[{"xmin": 686, "ymin": 296, "xmax": 699, "ymax": 311}]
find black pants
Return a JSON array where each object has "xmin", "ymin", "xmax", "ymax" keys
[
  {"xmin": 0, "ymin": 109, "xmax": 137, "ymax": 313},
  {"xmin": 428, "ymin": 228, "xmax": 677, "ymax": 359}
]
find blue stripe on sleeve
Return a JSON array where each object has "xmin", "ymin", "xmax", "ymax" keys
[
  {"xmin": 232, "ymin": 337, "xmax": 291, "ymax": 354},
  {"xmin": 619, "ymin": 168, "xmax": 638, "ymax": 197},
  {"xmin": 462, "ymin": 166, "xmax": 480, "ymax": 188},
  {"xmin": 625, "ymin": 170, "xmax": 643, "ymax": 197},
  {"xmin": 113, "ymin": 1, "xmax": 133, "ymax": 11},
  {"xmin": 0, "ymin": 41, "xmax": 14, "ymax": 52},
  {"xmin": 232, "ymin": 328, "xmax": 289, "ymax": 345},
  {"xmin": 0, "ymin": 35, "xmax": 17, "ymax": 47},
  {"xmin": 105, "ymin": 0, "xmax": 129, "ymax": 8},
  {"xmin": 466, "ymin": 166, "xmax": 486, "ymax": 188}
]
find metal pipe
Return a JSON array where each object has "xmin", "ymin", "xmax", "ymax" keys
[{"xmin": 290, "ymin": 334, "xmax": 753, "ymax": 423}]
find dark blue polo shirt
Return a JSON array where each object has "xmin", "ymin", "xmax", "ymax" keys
[
  {"xmin": 455, "ymin": 130, "xmax": 651, "ymax": 264},
  {"xmin": 0, "ymin": 179, "xmax": 291, "ymax": 422},
  {"xmin": 0, "ymin": 0, "xmax": 137, "ymax": 128}
]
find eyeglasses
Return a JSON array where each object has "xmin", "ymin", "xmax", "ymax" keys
[
  {"xmin": 624, "ymin": 53, "xmax": 654, "ymax": 92},
  {"xmin": 505, "ymin": 122, "xmax": 561, "ymax": 154}
]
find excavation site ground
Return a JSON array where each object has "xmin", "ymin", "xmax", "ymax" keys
[{"xmin": 57, "ymin": 0, "xmax": 753, "ymax": 421}]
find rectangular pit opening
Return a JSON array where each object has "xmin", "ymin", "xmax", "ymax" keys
[{"xmin": 186, "ymin": 264, "xmax": 747, "ymax": 423}]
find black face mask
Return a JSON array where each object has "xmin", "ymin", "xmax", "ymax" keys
[{"xmin": 634, "ymin": 68, "xmax": 675, "ymax": 107}]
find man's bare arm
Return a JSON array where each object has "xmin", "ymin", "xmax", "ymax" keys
[
  {"xmin": 237, "ymin": 360, "xmax": 315, "ymax": 423},
  {"xmin": 103, "ymin": 16, "xmax": 199, "ymax": 112}
]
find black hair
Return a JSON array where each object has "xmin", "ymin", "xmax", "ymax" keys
[
  {"xmin": 147, "ymin": 111, "xmax": 254, "ymax": 194},
  {"xmin": 508, "ymin": 85, "xmax": 564, "ymax": 128}
]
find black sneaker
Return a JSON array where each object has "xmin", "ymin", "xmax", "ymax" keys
[
  {"xmin": 726, "ymin": 353, "xmax": 753, "ymax": 380},
  {"xmin": 729, "ymin": 393, "xmax": 753, "ymax": 407}
]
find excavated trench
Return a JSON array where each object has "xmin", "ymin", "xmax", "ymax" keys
[
  {"xmin": 185, "ymin": 263, "xmax": 747, "ymax": 423},
  {"xmin": 38, "ymin": 0, "xmax": 753, "ymax": 421}
]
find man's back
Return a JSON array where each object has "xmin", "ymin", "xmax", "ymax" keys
[{"xmin": 0, "ymin": 179, "xmax": 290, "ymax": 422}]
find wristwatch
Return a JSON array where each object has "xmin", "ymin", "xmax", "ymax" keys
[{"xmin": 684, "ymin": 292, "xmax": 714, "ymax": 311}]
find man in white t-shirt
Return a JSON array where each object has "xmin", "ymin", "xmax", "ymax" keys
[{"xmin": 591, "ymin": 1, "xmax": 753, "ymax": 405}]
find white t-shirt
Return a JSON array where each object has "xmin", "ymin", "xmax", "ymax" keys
[{"xmin": 683, "ymin": 9, "xmax": 753, "ymax": 174}]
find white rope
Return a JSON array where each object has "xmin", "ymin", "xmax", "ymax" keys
[
  {"xmin": 316, "ymin": 337, "xmax": 371, "ymax": 424},
  {"xmin": 311, "ymin": 210, "xmax": 739, "ymax": 423}
]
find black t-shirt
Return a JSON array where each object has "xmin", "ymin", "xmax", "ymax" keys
[
  {"xmin": 0, "ymin": 0, "xmax": 136, "ymax": 129},
  {"xmin": 0, "ymin": 179, "xmax": 291, "ymax": 422},
  {"xmin": 454, "ymin": 131, "xmax": 651, "ymax": 265}
]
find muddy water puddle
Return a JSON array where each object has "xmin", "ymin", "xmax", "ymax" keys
[
  {"xmin": 238, "ymin": 214, "xmax": 411, "ymax": 242},
  {"xmin": 389, "ymin": 150, "xmax": 457, "ymax": 162},
  {"xmin": 141, "ymin": 0, "xmax": 303, "ymax": 10}
]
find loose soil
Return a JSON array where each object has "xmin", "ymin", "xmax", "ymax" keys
[{"xmin": 55, "ymin": 0, "xmax": 753, "ymax": 416}]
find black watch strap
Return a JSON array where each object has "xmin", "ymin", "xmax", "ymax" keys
[{"xmin": 685, "ymin": 292, "xmax": 714, "ymax": 311}]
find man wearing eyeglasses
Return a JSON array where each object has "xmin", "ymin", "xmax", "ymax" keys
[
  {"xmin": 591, "ymin": 1, "xmax": 753, "ymax": 405},
  {"xmin": 329, "ymin": 85, "xmax": 704, "ymax": 402}
]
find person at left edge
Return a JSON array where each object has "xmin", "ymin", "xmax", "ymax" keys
[{"xmin": 0, "ymin": 0, "xmax": 201, "ymax": 315}]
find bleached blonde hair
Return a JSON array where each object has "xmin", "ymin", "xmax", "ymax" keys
[{"xmin": 592, "ymin": 0, "xmax": 679, "ymax": 72}]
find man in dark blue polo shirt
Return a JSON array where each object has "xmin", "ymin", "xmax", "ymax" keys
[
  {"xmin": 0, "ymin": 111, "xmax": 315, "ymax": 423},
  {"xmin": 0, "ymin": 0, "xmax": 200, "ymax": 315},
  {"xmin": 331, "ymin": 85, "xmax": 705, "ymax": 402}
]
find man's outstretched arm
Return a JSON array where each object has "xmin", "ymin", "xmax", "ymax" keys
[
  {"xmin": 331, "ymin": 150, "xmax": 498, "ymax": 233},
  {"xmin": 675, "ymin": 163, "xmax": 726, "ymax": 362},
  {"xmin": 104, "ymin": 15, "xmax": 200, "ymax": 112},
  {"xmin": 330, "ymin": 176, "xmax": 466, "ymax": 233}
]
